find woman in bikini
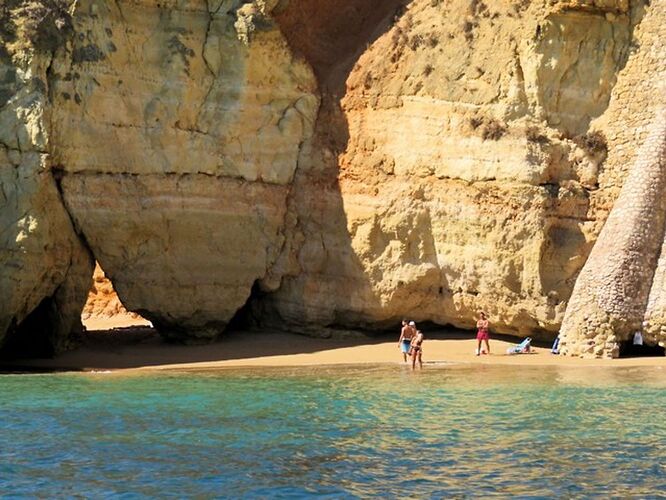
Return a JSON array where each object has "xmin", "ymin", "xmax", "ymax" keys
[
  {"xmin": 411, "ymin": 330, "xmax": 424, "ymax": 369},
  {"xmin": 398, "ymin": 320, "xmax": 415, "ymax": 363},
  {"xmin": 476, "ymin": 312, "xmax": 490, "ymax": 356}
]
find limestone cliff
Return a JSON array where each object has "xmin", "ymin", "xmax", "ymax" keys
[
  {"xmin": 0, "ymin": 0, "xmax": 93, "ymax": 355},
  {"xmin": 558, "ymin": 0, "xmax": 666, "ymax": 357},
  {"xmin": 560, "ymin": 110, "xmax": 666, "ymax": 357},
  {"xmin": 0, "ymin": 0, "xmax": 663, "ymax": 356},
  {"xmin": 259, "ymin": 0, "xmax": 652, "ymax": 339},
  {"xmin": 50, "ymin": 0, "xmax": 319, "ymax": 340}
]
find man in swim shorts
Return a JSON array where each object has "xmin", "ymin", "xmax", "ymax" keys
[{"xmin": 398, "ymin": 320, "xmax": 415, "ymax": 363}]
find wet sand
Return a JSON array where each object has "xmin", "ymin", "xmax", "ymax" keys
[{"xmin": 2, "ymin": 317, "xmax": 665, "ymax": 372}]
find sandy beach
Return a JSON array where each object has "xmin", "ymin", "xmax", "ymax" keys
[{"xmin": 1, "ymin": 316, "xmax": 664, "ymax": 372}]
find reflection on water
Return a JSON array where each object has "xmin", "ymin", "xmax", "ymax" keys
[{"xmin": 1, "ymin": 365, "xmax": 665, "ymax": 497}]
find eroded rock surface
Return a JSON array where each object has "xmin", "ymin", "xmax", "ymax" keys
[
  {"xmin": 559, "ymin": 0, "xmax": 666, "ymax": 357},
  {"xmin": 257, "ymin": 0, "xmax": 649, "ymax": 338},
  {"xmin": 1, "ymin": 0, "xmax": 664, "ymax": 352},
  {"xmin": 49, "ymin": 0, "xmax": 318, "ymax": 339},
  {"xmin": 560, "ymin": 111, "xmax": 666, "ymax": 357},
  {"xmin": 0, "ymin": 1, "xmax": 93, "ymax": 355}
]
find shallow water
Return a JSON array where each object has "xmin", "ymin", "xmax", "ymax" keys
[{"xmin": 1, "ymin": 364, "xmax": 665, "ymax": 497}]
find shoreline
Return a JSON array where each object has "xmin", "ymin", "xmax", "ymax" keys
[{"xmin": 2, "ymin": 320, "xmax": 665, "ymax": 373}]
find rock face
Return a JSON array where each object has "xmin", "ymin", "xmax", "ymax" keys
[
  {"xmin": 258, "ymin": 0, "xmax": 649, "ymax": 338},
  {"xmin": 560, "ymin": 111, "xmax": 666, "ymax": 357},
  {"xmin": 1, "ymin": 0, "xmax": 664, "ymax": 355},
  {"xmin": 50, "ymin": 0, "xmax": 319, "ymax": 339},
  {"xmin": 0, "ymin": 1, "xmax": 93, "ymax": 355},
  {"xmin": 559, "ymin": 1, "xmax": 666, "ymax": 357}
]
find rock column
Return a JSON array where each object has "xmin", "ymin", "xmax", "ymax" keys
[
  {"xmin": 559, "ymin": 109, "xmax": 666, "ymax": 357},
  {"xmin": 643, "ymin": 235, "xmax": 666, "ymax": 349}
]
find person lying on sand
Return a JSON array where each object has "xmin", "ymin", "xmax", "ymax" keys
[{"xmin": 411, "ymin": 330, "xmax": 424, "ymax": 369}]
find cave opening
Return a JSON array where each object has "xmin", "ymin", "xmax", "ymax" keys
[
  {"xmin": 226, "ymin": 281, "xmax": 265, "ymax": 333},
  {"xmin": 81, "ymin": 262, "xmax": 151, "ymax": 332},
  {"xmin": 0, "ymin": 298, "xmax": 59, "ymax": 359},
  {"xmin": 618, "ymin": 340, "xmax": 665, "ymax": 358}
]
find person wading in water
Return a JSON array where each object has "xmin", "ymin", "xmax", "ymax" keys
[
  {"xmin": 476, "ymin": 312, "xmax": 491, "ymax": 356},
  {"xmin": 398, "ymin": 320, "xmax": 416, "ymax": 363},
  {"xmin": 411, "ymin": 329, "xmax": 424, "ymax": 369}
]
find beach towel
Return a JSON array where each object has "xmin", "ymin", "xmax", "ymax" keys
[{"xmin": 506, "ymin": 337, "xmax": 531, "ymax": 355}]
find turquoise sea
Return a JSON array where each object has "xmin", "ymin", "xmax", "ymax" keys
[{"xmin": 1, "ymin": 364, "xmax": 665, "ymax": 497}]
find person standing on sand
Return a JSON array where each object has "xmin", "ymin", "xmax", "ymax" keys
[
  {"xmin": 476, "ymin": 312, "xmax": 490, "ymax": 356},
  {"xmin": 398, "ymin": 320, "xmax": 415, "ymax": 363},
  {"xmin": 411, "ymin": 330, "xmax": 424, "ymax": 369}
]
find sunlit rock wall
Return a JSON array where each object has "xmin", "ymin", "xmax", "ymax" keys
[
  {"xmin": 559, "ymin": 0, "xmax": 666, "ymax": 358},
  {"xmin": 50, "ymin": 0, "xmax": 318, "ymax": 340},
  {"xmin": 1, "ymin": 0, "xmax": 664, "ymax": 354},
  {"xmin": 258, "ymin": 0, "xmax": 652, "ymax": 338},
  {"xmin": 0, "ymin": 1, "xmax": 93, "ymax": 354}
]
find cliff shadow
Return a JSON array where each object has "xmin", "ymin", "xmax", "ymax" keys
[
  {"xmin": 239, "ymin": 0, "xmax": 413, "ymax": 333},
  {"xmin": 0, "ymin": 323, "xmax": 493, "ymax": 370}
]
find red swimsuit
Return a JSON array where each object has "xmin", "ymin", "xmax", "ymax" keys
[{"xmin": 476, "ymin": 320, "xmax": 489, "ymax": 341}]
